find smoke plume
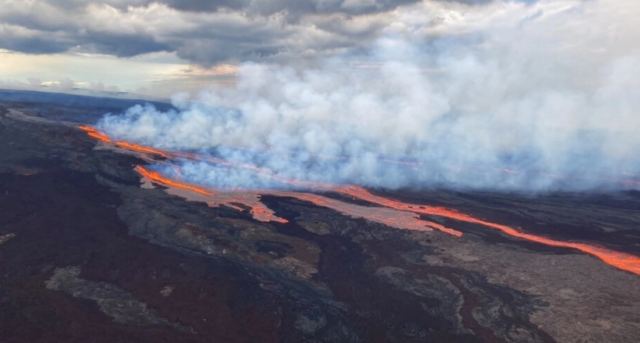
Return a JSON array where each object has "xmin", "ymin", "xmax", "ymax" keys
[{"xmin": 98, "ymin": 0, "xmax": 640, "ymax": 192}]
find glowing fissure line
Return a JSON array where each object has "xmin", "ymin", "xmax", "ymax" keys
[
  {"xmin": 134, "ymin": 165, "xmax": 457, "ymax": 234},
  {"xmin": 79, "ymin": 125, "xmax": 111, "ymax": 143},
  {"xmin": 134, "ymin": 165, "xmax": 212, "ymax": 196},
  {"xmin": 80, "ymin": 125, "xmax": 171, "ymax": 158},
  {"xmin": 80, "ymin": 125, "xmax": 640, "ymax": 276},
  {"xmin": 335, "ymin": 186, "xmax": 640, "ymax": 276},
  {"xmin": 275, "ymin": 190, "xmax": 461, "ymax": 235},
  {"xmin": 115, "ymin": 141, "xmax": 171, "ymax": 158}
]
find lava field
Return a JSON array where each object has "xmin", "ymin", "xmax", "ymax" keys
[{"xmin": 1, "ymin": 96, "xmax": 639, "ymax": 342}]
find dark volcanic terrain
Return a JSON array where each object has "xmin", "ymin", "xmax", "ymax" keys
[{"xmin": 0, "ymin": 92, "xmax": 639, "ymax": 342}]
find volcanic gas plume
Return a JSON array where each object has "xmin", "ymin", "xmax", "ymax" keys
[
  {"xmin": 80, "ymin": 125, "xmax": 640, "ymax": 276},
  {"xmin": 96, "ymin": 0, "xmax": 640, "ymax": 192},
  {"xmin": 80, "ymin": 1, "xmax": 640, "ymax": 279}
]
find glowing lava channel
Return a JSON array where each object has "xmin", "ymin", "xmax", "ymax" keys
[
  {"xmin": 336, "ymin": 186, "xmax": 640, "ymax": 276},
  {"xmin": 80, "ymin": 125, "xmax": 171, "ymax": 158},
  {"xmin": 134, "ymin": 165, "xmax": 457, "ymax": 234},
  {"xmin": 80, "ymin": 125, "xmax": 640, "ymax": 276}
]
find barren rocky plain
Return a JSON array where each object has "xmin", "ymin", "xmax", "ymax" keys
[{"xmin": 1, "ymin": 90, "xmax": 639, "ymax": 342}]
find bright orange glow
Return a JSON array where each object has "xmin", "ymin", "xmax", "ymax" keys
[
  {"xmin": 250, "ymin": 205, "xmax": 289, "ymax": 224},
  {"xmin": 280, "ymin": 191, "xmax": 462, "ymax": 236},
  {"xmin": 175, "ymin": 151, "xmax": 334, "ymax": 190},
  {"xmin": 79, "ymin": 125, "xmax": 111, "ymax": 143},
  {"xmin": 134, "ymin": 166, "xmax": 212, "ymax": 196},
  {"xmin": 80, "ymin": 125, "xmax": 640, "ymax": 275},
  {"xmin": 133, "ymin": 165, "xmax": 458, "ymax": 234},
  {"xmin": 135, "ymin": 166, "xmax": 288, "ymax": 223},
  {"xmin": 336, "ymin": 186, "xmax": 640, "ymax": 276},
  {"xmin": 79, "ymin": 125, "xmax": 171, "ymax": 159},
  {"xmin": 115, "ymin": 141, "xmax": 171, "ymax": 158}
]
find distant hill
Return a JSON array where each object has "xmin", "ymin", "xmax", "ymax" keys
[
  {"xmin": 0, "ymin": 89, "xmax": 173, "ymax": 123},
  {"xmin": 0, "ymin": 89, "xmax": 172, "ymax": 113}
]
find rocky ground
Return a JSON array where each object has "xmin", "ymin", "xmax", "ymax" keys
[{"xmin": 0, "ymin": 96, "xmax": 639, "ymax": 342}]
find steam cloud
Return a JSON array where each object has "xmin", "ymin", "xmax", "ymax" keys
[{"xmin": 98, "ymin": 0, "xmax": 640, "ymax": 192}]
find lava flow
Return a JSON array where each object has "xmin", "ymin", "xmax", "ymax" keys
[
  {"xmin": 115, "ymin": 141, "xmax": 171, "ymax": 158},
  {"xmin": 134, "ymin": 165, "xmax": 212, "ymax": 196},
  {"xmin": 134, "ymin": 165, "xmax": 457, "ymax": 234},
  {"xmin": 336, "ymin": 186, "xmax": 640, "ymax": 276},
  {"xmin": 277, "ymin": 191, "xmax": 461, "ymax": 235},
  {"xmin": 80, "ymin": 125, "xmax": 640, "ymax": 276},
  {"xmin": 79, "ymin": 125, "xmax": 170, "ymax": 158},
  {"xmin": 134, "ymin": 166, "xmax": 287, "ymax": 223},
  {"xmin": 79, "ymin": 125, "xmax": 111, "ymax": 143}
]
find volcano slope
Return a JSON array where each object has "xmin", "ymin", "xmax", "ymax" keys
[{"xmin": 1, "ymin": 96, "xmax": 639, "ymax": 343}]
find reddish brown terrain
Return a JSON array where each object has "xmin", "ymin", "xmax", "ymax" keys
[{"xmin": 1, "ymin": 92, "xmax": 639, "ymax": 342}]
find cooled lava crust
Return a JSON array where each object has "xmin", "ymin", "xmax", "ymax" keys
[{"xmin": 1, "ymin": 95, "xmax": 639, "ymax": 343}]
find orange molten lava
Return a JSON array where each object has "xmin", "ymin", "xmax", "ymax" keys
[
  {"xmin": 278, "ymin": 191, "xmax": 461, "ymax": 235},
  {"xmin": 135, "ymin": 166, "xmax": 288, "ymax": 223},
  {"xmin": 80, "ymin": 125, "xmax": 171, "ymax": 159},
  {"xmin": 134, "ymin": 166, "xmax": 212, "ymax": 196},
  {"xmin": 134, "ymin": 166, "xmax": 455, "ymax": 233},
  {"xmin": 79, "ymin": 125, "xmax": 111, "ymax": 143},
  {"xmin": 336, "ymin": 186, "xmax": 640, "ymax": 276},
  {"xmin": 250, "ymin": 205, "xmax": 289, "ymax": 224},
  {"xmin": 115, "ymin": 141, "xmax": 171, "ymax": 158},
  {"xmin": 81, "ymin": 125, "xmax": 640, "ymax": 276}
]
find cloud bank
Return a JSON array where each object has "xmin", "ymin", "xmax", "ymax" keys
[
  {"xmin": 0, "ymin": 0, "xmax": 423, "ymax": 64},
  {"xmin": 0, "ymin": 0, "xmax": 526, "ymax": 65},
  {"xmin": 97, "ymin": 0, "xmax": 640, "ymax": 192}
]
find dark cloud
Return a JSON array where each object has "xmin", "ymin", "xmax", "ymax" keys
[
  {"xmin": 242, "ymin": 0, "xmax": 420, "ymax": 16},
  {"xmin": 0, "ymin": 34, "xmax": 70, "ymax": 54},
  {"xmin": 82, "ymin": 32, "xmax": 172, "ymax": 57},
  {"xmin": 160, "ymin": 0, "xmax": 247, "ymax": 12},
  {"xmin": 439, "ymin": 0, "xmax": 493, "ymax": 4},
  {"xmin": 0, "ymin": 0, "xmax": 501, "ymax": 64},
  {"xmin": 142, "ymin": 0, "xmax": 420, "ymax": 16}
]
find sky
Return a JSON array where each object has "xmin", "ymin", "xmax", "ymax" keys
[
  {"xmin": 2, "ymin": 0, "xmax": 639, "ymax": 191},
  {"xmin": 0, "ymin": 0, "xmax": 539, "ymax": 99}
]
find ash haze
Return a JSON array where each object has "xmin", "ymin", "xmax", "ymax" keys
[{"xmin": 2, "ymin": 0, "xmax": 639, "ymax": 191}]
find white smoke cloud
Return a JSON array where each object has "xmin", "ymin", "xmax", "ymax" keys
[{"xmin": 98, "ymin": 0, "xmax": 640, "ymax": 191}]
